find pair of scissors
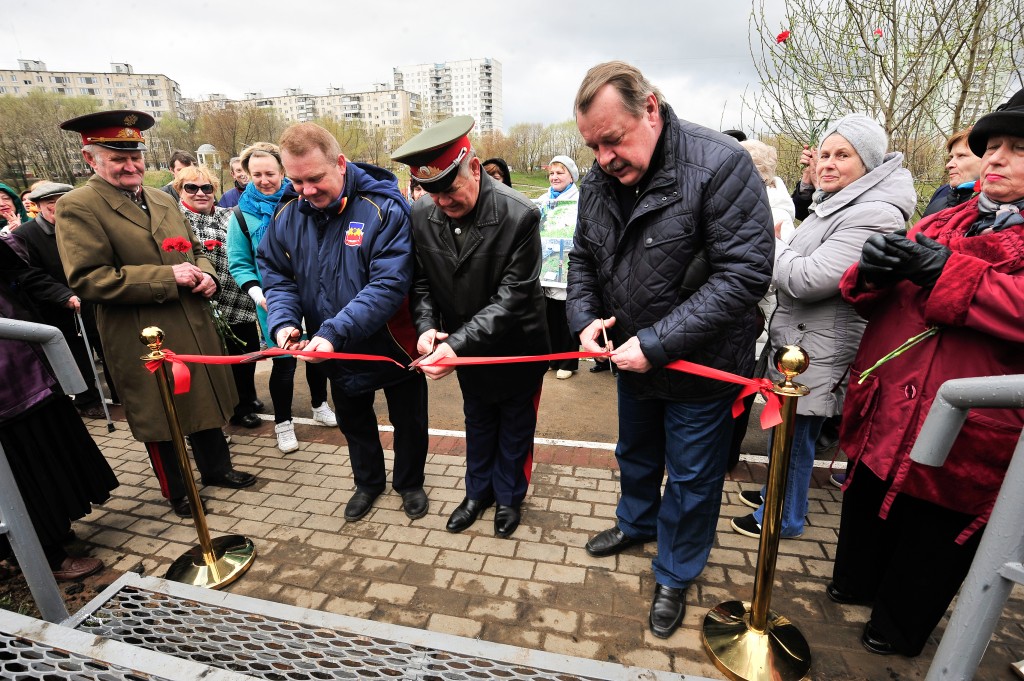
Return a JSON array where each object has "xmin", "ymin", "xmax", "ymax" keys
[{"xmin": 408, "ymin": 335, "xmax": 436, "ymax": 371}]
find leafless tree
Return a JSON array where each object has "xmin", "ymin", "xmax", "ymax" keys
[
  {"xmin": 749, "ymin": 0, "xmax": 1024, "ymax": 183},
  {"xmin": 0, "ymin": 92, "xmax": 99, "ymax": 186}
]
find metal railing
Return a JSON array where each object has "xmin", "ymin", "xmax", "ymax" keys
[{"xmin": 909, "ymin": 375, "xmax": 1024, "ymax": 681}]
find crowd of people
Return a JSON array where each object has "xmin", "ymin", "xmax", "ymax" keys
[{"xmin": 0, "ymin": 60, "xmax": 1021, "ymax": 663}]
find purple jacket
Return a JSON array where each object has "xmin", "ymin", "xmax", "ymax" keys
[{"xmin": 0, "ymin": 236, "xmax": 58, "ymax": 422}]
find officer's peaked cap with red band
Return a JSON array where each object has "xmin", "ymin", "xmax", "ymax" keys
[
  {"xmin": 391, "ymin": 115, "xmax": 475, "ymax": 192},
  {"xmin": 60, "ymin": 109, "xmax": 155, "ymax": 151}
]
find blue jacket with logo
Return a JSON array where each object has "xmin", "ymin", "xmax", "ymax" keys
[{"xmin": 257, "ymin": 162, "xmax": 418, "ymax": 393}]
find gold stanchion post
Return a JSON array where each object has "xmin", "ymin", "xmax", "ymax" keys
[
  {"xmin": 140, "ymin": 327, "xmax": 256, "ymax": 589},
  {"xmin": 702, "ymin": 345, "xmax": 812, "ymax": 681}
]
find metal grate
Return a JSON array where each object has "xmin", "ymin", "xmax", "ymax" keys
[
  {"xmin": 0, "ymin": 630, "xmax": 162, "ymax": 680},
  {"xmin": 77, "ymin": 586, "xmax": 607, "ymax": 680}
]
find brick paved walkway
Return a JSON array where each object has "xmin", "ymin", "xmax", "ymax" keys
[{"xmin": 72, "ymin": 414, "xmax": 1023, "ymax": 680}]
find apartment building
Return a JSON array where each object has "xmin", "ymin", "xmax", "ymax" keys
[
  {"xmin": 0, "ymin": 60, "xmax": 182, "ymax": 120},
  {"xmin": 195, "ymin": 85, "xmax": 421, "ymax": 129},
  {"xmin": 392, "ymin": 58, "xmax": 502, "ymax": 133}
]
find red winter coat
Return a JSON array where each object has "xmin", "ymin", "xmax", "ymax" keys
[{"xmin": 838, "ymin": 196, "xmax": 1024, "ymax": 543}]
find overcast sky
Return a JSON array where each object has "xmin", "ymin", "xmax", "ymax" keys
[{"xmin": 1, "ymin": 0, "xmax": 786, "ymax": 132}]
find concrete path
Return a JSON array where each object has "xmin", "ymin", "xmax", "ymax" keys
[{"xmin": 70, "ymin": 399, "xmax": 1023, "ymax": 681}]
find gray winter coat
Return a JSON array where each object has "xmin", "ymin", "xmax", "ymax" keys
[{"xmin": 769, "ymin": 152, "xmax": 916, "ymax": 416}]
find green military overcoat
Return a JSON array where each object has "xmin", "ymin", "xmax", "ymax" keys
[{"xmin": 56, "ymin": 175, "xmax": 236, "ymax": 442}]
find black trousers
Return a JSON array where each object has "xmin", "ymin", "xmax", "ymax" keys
[
  {"xmin": 544, "ymin": 296, "xmax": 579, "ymax": 372},
  {"xmin": 145, "ymin": 427, "xmax": 232, "ymax": 500},
  {"xmin": 462, "ymin": 379, "xmax": 543, "ymax": 507},
  {"xmin": 329, "ymin": 373, "xmax": 428, "ymax": 494},
  {"xmin": 832, "ymin": 467, "xmax": 983, "ymax": 656},
  {"xmin": 226, "ymin": 321, "xmax": 260, "ymax": 418},
  {"xmin": 268, "ymin": 357, "xmax": 329, "ymax": 423}
]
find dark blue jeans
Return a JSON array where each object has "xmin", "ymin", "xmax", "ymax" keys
[
  {"xmin": 462, "ymin": 380, "xmax": 543, "ymax": 507},
  {"xmin": 615, "ymin": 382, "xmax": 737, "ymax": 589},
  {"xmin": 753, "ymin": 414, "xmax": 826, "ymax": 537}
]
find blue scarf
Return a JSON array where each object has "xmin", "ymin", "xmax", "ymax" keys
[
  {"xmin": 547, "ymin": 183, "xmax": 574, "ymax": 200},
  {"xmin": 238, "ymin": 179, "xmax": 291, "ymax": 244}
]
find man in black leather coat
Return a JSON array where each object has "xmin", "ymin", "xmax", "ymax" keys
[
  {"xmin": 567, "ymin": 62, "xmax": 774, "ymax": 639},
  {"xmin": 393, "ymin": 116, "xmax": 549, "ymax": 541}
]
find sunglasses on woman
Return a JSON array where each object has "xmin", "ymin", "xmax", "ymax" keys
[{"xmin": 183, "ymin": 183, "xmax": 215, "ymax": 195}]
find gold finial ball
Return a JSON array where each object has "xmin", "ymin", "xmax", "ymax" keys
[
  {"xmin": 140, "ymin": 326, "xmax": 165, "ymax": 348},
  {"xmin": 774, "ymin": 344, "xmax": 809, "ymax": 380}
]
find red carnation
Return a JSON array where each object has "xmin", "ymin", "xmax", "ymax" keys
[
  {"xmin": 204, "ymin": 239, "xmax": 223, "ymax": 251},
  {"xmin": 776, "ymin": 30, "xmax": 791, "ymax": 44},
  {"xmin": 873, "ymin": 28, "xmax": 883, "ymax": 38},
  {"xmin": 161, "ymin": 237, "xmax": 191, "ymax": 253}
]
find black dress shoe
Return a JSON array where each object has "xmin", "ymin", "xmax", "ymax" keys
[
  {"xmin": 170, "ymin": 496, "xmax": 207, "ymax": 518},
  {"xmin": 446, "ymin": 497, "xmax": 493, "ymax": 533},
  {"xmin": 826, "ymin": 582, "xmax": 872, "ymax": 605},
  {"xmin": 400, "ymin": 488, "xmax": 429, "ymax": 520},
  {"xmin": 589, "ymin": 361, "xmax": 610, "ymax": 373},
  {"xmin": 649, "ymin": 584, "xmax": 686, "ymax": 638},
  {"xmin": 203, "ymin": 469, "xmax": 257, "ymax": 489},
  {"xmin": 494, "ymin": 504, "xmax": 521, "ymax": 538},
  {"xmin": 344, "ymin": 489, "xmax": 381, "ymax": 521},
  {"xmin": 251, "ymin": 399, "xmax": 265, "ymax": 412},
  {"xmin": 230, "ymin": 413, "xmax": 262, "ymax": 428},
  {"xmin": 861, "ymin": 621, "xmax": 901, "ymax": 656},
  {"xmin": 585, "ymin": 526, "xmax": 656, "ymax": 557}
]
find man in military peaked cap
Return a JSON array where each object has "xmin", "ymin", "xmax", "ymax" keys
[
  {"xmin": 393, "ymin": 116, "xmax": 550, "ymax": 540},
  {"xmin": 55, "ymin": 110, "xmax": 258, "ymax": 520}
]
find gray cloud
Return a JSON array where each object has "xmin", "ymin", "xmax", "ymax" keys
[{"xmin": 1, "ymin": 0, "xmax": 786, "ymax": 132}]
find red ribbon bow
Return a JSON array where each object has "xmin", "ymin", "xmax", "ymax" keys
[
  {"xmin": 664, "ymin": 359, "xmax": 783, "ymax": 429},
  {"xmin": 144, "ymin": 349, "xmax": 192, "ymax": 394}
]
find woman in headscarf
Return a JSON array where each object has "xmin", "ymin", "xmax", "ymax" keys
[
  {"xmin": 226, "ymin": 143, "xmax": 335, "ymax": 454},
  {"xmin": 0, "ymin": 183, "xmax": 29, "ymax": 236},
  {"xmin": 482, "ymin": 157, "xmax": 512, "ymax": 187},
  {"xmin": 826, "ymin": 89, "xmax": 1024, "ymax": 658}
]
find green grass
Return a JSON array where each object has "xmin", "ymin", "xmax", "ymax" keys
[
  {"xmin": 145, "ymin": 170, "xmax": 173, "ymax": 188},
  {"xmin": 511, "ymin": 170, "xmax": 551, "ymax": 200}
]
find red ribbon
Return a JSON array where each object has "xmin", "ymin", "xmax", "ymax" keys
[
  {"xmin": 145, "ymin": 349, "xmax": 192, "ymax": 395},
  {"xmin": 664, "ymin": 359, "xmax": 782, "ymax": 429},
  {"xmin": 143, "ymin": 348, "xmax": 782, "ymax": 429}
]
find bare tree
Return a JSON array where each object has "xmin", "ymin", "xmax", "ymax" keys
[
  {"xmin": 0, "ymin": 92, "xmax": 99, "ymax": 186},
  {"xmin": 749, "ymin": 0, "xmax": 1024, "ymax": 183},
  {"xmin": 507, "ymin": 123, "xmax": 546, "ymax": 173},
  {"xmin": 544, "ymin": 120, "xmax": 594, "ymax": 173}
]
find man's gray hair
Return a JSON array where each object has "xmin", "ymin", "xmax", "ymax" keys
[
  {"xmin": 574, "ymin": 61, "xmax": 665, "ymax": 117},
  {"xmin": 457, "ymin": 149, "xmax": 479, "ymax": 179}
]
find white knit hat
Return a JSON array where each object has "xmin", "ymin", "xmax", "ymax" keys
[
  {"xmin": 820, "ymin": 114, "xmax": 888, "ymax": 171},
  {"xmin": 549, "ymin": 155, "xmax": 579, "ymax": 183}
]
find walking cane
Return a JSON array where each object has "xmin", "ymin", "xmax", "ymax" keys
[{"xmin": 75, "ymin": 310, "xmax": 115, "ymax": 432}]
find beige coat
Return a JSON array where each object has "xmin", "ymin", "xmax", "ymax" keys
[{"xmin": 55, "ymin": 175, "xmax": 236, "ymax": 441}]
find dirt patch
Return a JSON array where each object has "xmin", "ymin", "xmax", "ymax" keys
[{"xmin": 0, "ymin": 555, "xmax": 136, "ymax": 619}]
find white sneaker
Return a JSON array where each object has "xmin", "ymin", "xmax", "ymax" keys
[
  {"xmin": 311, "ymin": 402, "xmax": 337, "ymax": 427},
  {"xmin": 275, "ymin": 420, "xmax": 299, "ymax": 453},
  {"xmin": 555, "ymin": 369, "xmax": 573, "ymax": 379}
]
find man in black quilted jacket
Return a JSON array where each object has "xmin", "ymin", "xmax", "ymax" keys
[{"xmin": 567, "ymin": 61, "xmax": 774, "ymax": 639}]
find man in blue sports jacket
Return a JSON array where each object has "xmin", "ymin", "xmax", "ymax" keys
[{"xmin": 257, "ymin": 122, "xmax": 429, "ymax": 523}]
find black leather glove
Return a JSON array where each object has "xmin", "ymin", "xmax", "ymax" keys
[
  {"xmin": 858, "ymin": 233, "xmax": 910, "ymax": 287},
  {"xmin": 887, "ymin": 233, "xmax": 952, "ymax": 289}
]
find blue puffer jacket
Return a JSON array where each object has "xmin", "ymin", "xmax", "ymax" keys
[
  {"xmin": 567, "ymin": 104, "xmax": 774, "ymax": 402},
  {"xmin": 257, "ymin": 162, "xmax": 418, "ymax": 394}
]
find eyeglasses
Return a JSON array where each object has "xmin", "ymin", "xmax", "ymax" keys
[{"xmin": 183, "ymin": 183, "xmax": 215, "ymax": 195}]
